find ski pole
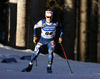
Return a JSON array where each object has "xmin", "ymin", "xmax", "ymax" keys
[
  {"xmin": 34, "ymin": 43, "xmax": 38, "ymax": 66},
  {"xmin": 60, "ymin": 43, "xmax": 73, "ymax": 74}
]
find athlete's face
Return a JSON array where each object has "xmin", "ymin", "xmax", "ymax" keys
[{"xmin": 45, "ymin": 15, "xmax": 53, "ymax": 23}]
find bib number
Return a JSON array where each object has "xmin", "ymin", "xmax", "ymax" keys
[{"xmin": 45, "ymin": 32, "xmax": 53, "ymax": 35}]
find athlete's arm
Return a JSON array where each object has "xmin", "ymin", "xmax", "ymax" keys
[{"xmin": 33, "ymin": 20, "xmax": 42, "ymax": 37}]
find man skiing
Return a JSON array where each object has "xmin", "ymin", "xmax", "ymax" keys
[{"xmin": 22, "ymin": 9, "xmax": 63, "ymax": 73}]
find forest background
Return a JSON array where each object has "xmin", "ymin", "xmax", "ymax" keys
[{"xmin": 0, "ymin": 0, "xmax": 100, "ymax": 63}]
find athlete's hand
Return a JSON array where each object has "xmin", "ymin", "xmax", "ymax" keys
[
  {"xmin": 59, "ymin": 37, "xmax": 63, "ymax": 43},
  {"xmin": 33, "ymin": 37, "xmax": 38, "ymax": 43}
]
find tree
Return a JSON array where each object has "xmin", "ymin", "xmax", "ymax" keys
[
  {"xmin": 97, "ymin": 0, "xmax": 100, "ymax": 62},
  {"xmin": 16, "ymin": 0, "xmax": 31, "ymax": 48},
  {"xmin": 74, "ymin": 0, "xmax": 80, "ymax": 60},
  {"xmin": 87, "ymin": 0, "xmax": 98, "ymax": 62},
  {"xmin": 79, "ymin": 0, "xmax": 87, "ymax": 61},
  {"xmin": 7, "ymin": 0, "xmax": 17, "ymax": 46}
]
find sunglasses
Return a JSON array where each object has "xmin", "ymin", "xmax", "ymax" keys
[{"xmin": 46, "ymin": 16, "xmax": 52, "ymax": 18}]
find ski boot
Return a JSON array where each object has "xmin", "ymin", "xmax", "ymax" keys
[
  {"xmin": 47, "ymin": 66, "xmax": 52, "ymax": 73},
  {"xmin": 47, "ymin": 61, "xmax": 52, "ymax": 73},
  {"xmin": 21, "ymin": 63, "xmax": 33, "ymax": 72}
]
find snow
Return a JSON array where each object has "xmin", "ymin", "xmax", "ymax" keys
[{"xmin": 0, "ymin": 44, "xmax": 100, "ymax": 79}]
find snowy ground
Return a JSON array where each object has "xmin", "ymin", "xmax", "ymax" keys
[{"xmin": 0, "ymin": 44, "xmax": 100, "ymax": 79}]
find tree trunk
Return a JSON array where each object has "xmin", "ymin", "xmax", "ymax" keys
[
  {"xmin": 7, "ymin": 0, "xmax": 17, "ymax": 46},
  {"xmin": 79, "ymin": 0, "xmax": 87, "ymax": 61},
  {"xmin": 16, "ymin": 0, "xmax": 27, "ymax": 48},
  {"xmin": 63, "ymin": 0, "xmax": 75, "ymax": 59},
  {"xmin": 75, "ymin": 0, "xmax": 80, "ymax": 60},
  {"xmin": 97, "ymin": 0, "xmax": 100, "ymax": 63},
  {"xmin": 87, "ymin": 0, "xmax": 97, "ymax": 62},
  {"xmin": 25, "ymin": 0, "xmax": 31, "ymax": 49}
]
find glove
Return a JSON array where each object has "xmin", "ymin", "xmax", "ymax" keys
[
  {"xmin": 59, "ymin": 37, "xmax": 63, "ymax": 43},
  {"xmin": 33, "ymin": 37, "xmax": 38, "ymax": 43}
]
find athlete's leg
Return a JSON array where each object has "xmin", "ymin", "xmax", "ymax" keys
[
  {"xmin": 30, "ymin": 42, "xmax": 43, "ymax": 63},
  {"xmin": 47, "ymin": 41, "xmax": 55, "ymax": 73},
  {"xmin": 47, "ymin": 41, "xmax": 55, "ymax": 66},
  {"xmin": 21, "ymin": 42, "xmax": 43, "ymax": 72}
]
